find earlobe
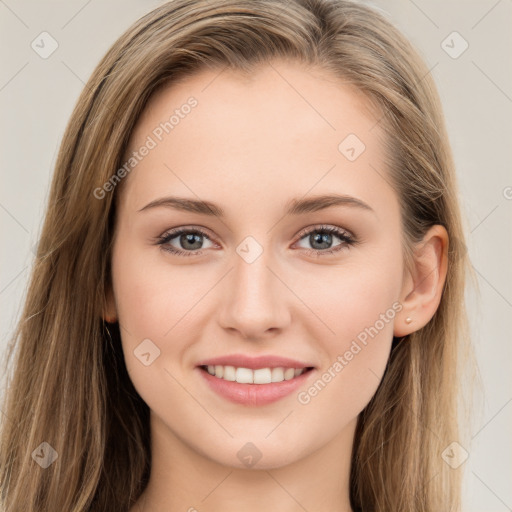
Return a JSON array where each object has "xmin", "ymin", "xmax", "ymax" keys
[
  {"xmin": 103, "ymin": 284, "xmax": 118, "ymax": 324},
  {"xmin": 393, "ymin": 225, "xmax": 449, "ymax": 337}
]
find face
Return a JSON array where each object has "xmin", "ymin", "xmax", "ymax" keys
[{"xmin": 108, "ymin": 61, "xmax": 406, "ymax": 469}]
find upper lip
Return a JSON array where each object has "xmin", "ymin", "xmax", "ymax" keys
[{"xmin": 196, "ymin": 354, "xmax": 316, "ymax": 370}]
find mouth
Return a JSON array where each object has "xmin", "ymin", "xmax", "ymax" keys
[
  {"xmin": 196, "ymin": 364, "xmax": 316, "ymax": 406},
  {"xmin": 199, "ymin": 364, "xmax": 315, "ymax": 384}
]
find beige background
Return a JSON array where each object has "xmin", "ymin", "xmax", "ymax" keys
[{"xmin": 1, "ymin": 0, "xmax": 511, "ymax": 510}]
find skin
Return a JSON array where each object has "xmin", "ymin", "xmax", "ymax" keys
[{"xmin": 104, "ymin": 60, "xmax": 448, "ymax": 512}]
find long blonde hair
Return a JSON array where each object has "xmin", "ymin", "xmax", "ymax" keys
[{"xmin": 0, "ymin": 0, "xmax": 475, "ymax": 510}]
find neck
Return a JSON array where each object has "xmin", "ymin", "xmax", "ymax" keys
[{"xmin": 132, "ymin": 412, "xmax": 357, "ymax": 512}]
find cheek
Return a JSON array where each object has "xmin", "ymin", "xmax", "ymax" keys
[
  {"xmin": 295, "ymin": 248, "xmax": 402, "ymax": 410},
  {"xmin": 110, "ymin": 240, "xmax": 228, "ymax": 395},
  {"xmin": 110, "ymin": 241, "xmax": 193, "ymax": 387},
  {"xmin": 111, "ymin": 239, "xmax": 200, "ymax": 338},
  {"xmin": 300, "ymin": 247, "xmax": 402, "ymax": 347}
]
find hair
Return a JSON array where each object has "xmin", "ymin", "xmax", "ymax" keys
[{"xmin": 0, "ymin": 0, "xmax": 476, "ymax": 510}]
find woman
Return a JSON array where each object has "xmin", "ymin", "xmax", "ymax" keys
[{"xmin": 0, "ymin": 0, "xmax": 474, "ymax": 510}]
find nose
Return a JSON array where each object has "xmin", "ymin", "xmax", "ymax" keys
[{"xmin": 217, "ymin": 246, "xmax": 291, "ymax": 341}]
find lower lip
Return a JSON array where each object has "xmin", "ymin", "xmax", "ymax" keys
[{"xmin": 197, "ymin": 366, "xmax": 315, "ymax": 406}]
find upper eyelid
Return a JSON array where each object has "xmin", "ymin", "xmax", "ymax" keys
[
  {"xmin": 160, "ymin": 226, "xmax": 216, "ymax": 243},
  {"xmin": 295, "ymin": 224, "xmax": 353, "ymax": 239}
]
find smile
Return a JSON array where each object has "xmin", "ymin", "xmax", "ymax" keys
[
  {"xmin": 201, "ymin": 364, "xmax": 311, "ymax": 384},
  {"xmin": 197, "ymin": 365, "xmax": 315, "ymax": 406}
]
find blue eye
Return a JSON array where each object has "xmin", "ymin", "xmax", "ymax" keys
[
  {"xmin": 294, "ymin": 225, "xmax": 356, "ymax": 256},
  {"xmin": 156, "ymin": 228, "xmax": 214, "ymax": 257},
  {"xmin": 155, "ymin": 224, "xmax": 356, "ymax": 257}
]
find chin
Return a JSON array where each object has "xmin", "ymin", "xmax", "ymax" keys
[{"xmin": 199, "ymin": 436, "xmax": 310, "ymax": 471}]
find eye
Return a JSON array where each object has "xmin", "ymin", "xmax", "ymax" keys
[
  {"xmin": 155, "ymin": 224, "xmax": 357, "ymax": 258},
  {"xmin": 155, "ymin": 227, "xmax": 215, "ymax": 257},
  {"xmin": 294, "ymin": 224, "xmax": 356, "ymax": 256}
]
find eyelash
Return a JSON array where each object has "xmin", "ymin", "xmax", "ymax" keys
[{"xmin": 155, "ymin": 224, "xmax": 357, "ymax": 258}]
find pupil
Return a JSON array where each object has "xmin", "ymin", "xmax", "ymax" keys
[
  {"xmin": 311, "ymin": 232, "xmax": 332, "ymax": 250},
  {"xmin": 181, "ymin": 233, "xmax": 202, "ymax": 250}
]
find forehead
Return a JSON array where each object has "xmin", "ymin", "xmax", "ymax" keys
[
  {"xmin": 134, "ymin": 62, "xmax": 380, "ymax": 143},
  {"xmin": 117, "ymin": 61, "xmax": 397, "ymax": 223}
]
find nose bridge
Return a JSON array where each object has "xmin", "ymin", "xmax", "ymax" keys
[{"xmin": 217, "ymin": 236, "xmax": 290, "ymax": 338}]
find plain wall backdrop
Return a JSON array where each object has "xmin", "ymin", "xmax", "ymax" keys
[{"xmin": 1, "ymin": 0, "xmax": 511, "ymax": 510}]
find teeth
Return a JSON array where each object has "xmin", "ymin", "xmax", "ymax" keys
[
  {"xmin": 205, "ymin": 365, "xmax": 306, "ymax": 384},
  {"xmin": 223, "ymin": 365, "xmax": 235, "ymax": 381},
  {"xmin": 254, "ymin": 368, "xmax": 272, "ymax": 384},
  {"xmin": 271, "ymin": 367, "xmax": 284, "ymax": 382},
  {"xmin": 236, "ymin": 367, "xmax": 253, "ymax": 384}
]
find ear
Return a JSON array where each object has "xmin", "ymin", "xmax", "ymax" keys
[
  {"xmin": 103, "ymin": 281, "xmax": 118, "ymax": 324},
  {"xmin": 394, "ymin": 225, "xmax": 449, "ymax": 337}
]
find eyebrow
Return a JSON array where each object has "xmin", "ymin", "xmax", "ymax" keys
[{"xmin": 137, "ymin": 193, "xmax": 375, "ymax": 217}]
